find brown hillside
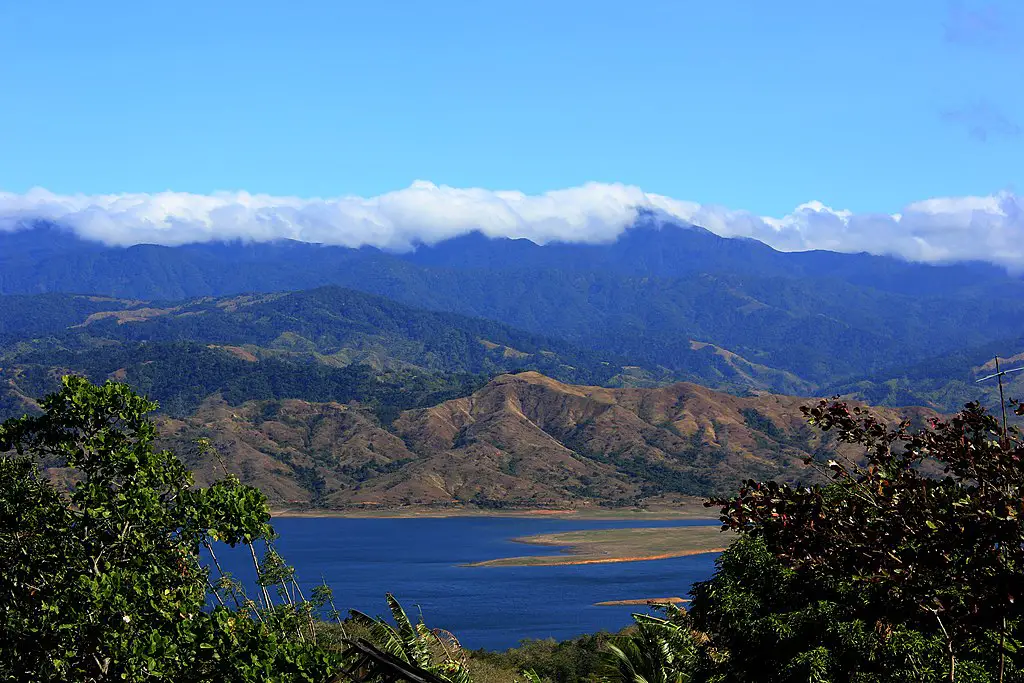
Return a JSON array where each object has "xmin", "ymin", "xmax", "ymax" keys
[{"xmin": 152, "ymin": 372, "xmax": 933, "ymax": 512}]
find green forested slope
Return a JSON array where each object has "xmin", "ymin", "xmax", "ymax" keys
[
  {"xmin": 829, "ymin": 336, "xmax": 1024, "ymax": 412},
  {"xmin": 0, "ymin": 288, "xmax": 669, "ymax": 420},
  {"xmin": 5, "ymin": 225, "xmax": 1024, "ymax": 395}
]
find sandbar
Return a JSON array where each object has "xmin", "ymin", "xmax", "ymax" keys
[{"xmin": 465, "ymin": 526, "xmax": 731, "ymax": 567}]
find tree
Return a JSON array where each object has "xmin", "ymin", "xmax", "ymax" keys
[
  {"xmin": 694, "ymin": 399, "xmax": 1024, "ymax": 682},
  {"xmin": 0, "ymin": 376, "xmax": 341, "ymax": 682},
  {"xmin": 688, "ymin": 535, "xmax": 952, "ymax": 682}
]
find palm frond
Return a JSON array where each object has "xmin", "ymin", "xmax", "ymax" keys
[{"xmin": 598, "ymin": 611, "xmax": 695, "ymax": 683}]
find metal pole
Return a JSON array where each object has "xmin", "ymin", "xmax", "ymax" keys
[{"xmin": 995, "ymin": 357, "xmax": 1008, "ymax": 445}]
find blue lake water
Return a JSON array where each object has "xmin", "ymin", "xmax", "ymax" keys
[{"xmin": 212, "ymin": 517, "xmax": 721, "ymax": 650}]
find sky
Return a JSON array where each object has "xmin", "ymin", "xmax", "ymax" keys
[{"xmin": 1, "ymin": 1, "xmax": 1023, "ymax": 265}]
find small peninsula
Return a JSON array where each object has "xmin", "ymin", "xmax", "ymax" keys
[{"xmin": 467, "ymin": 526, "xmax": 732, "ymax": 567}]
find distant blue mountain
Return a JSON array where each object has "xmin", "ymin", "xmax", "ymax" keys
[
  {"xmin": 402, "ymin": 216, "xmax": 1013, "ymax": 298},
  {"xmin": 2, "ymin": 218, "xmax": 1022, "ymax": 394}
]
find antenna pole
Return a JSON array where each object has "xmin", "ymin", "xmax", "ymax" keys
[
  {"xmin": 996, "ymin": 356, "xmax": 1009, "ymax": 683},
  {"xmin": 995, "ymin": 356, "xmax": 1008, "ymax": 446},
  {"xmin": 980, "ymin": 355, "xmax": 1014, "ymax": 683}
]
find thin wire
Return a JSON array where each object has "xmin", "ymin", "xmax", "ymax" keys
[{"xmin": 975, "ymin": 366, "xmax": 1024, "ymax": 383}]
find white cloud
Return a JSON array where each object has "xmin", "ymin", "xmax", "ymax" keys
[{"xmin": 1, "ymin": 182, "xmax": 1023, "ymax": 269}]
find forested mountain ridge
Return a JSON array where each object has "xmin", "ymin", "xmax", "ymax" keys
[
  {"xmin": 4, "ymin": 221, "xmax": 1024, "ymax": 396},
  {"xmin": 0, "ymin": 226, "xmax": 998, "ymax": 512},
  {"xmin": 829, "ymin": 338, "xmax": 1024, "ymax": 412},
  {"xmin": 5, "ymin": 217, "xmax": 1016, "ymax": 299},
  {"xmin": 0, "ymin": 284, "xmax": 941, "ymax": 510},
  {"xmin": 0, "ymin": 288, "xmax": 674, "ymax": 421}
]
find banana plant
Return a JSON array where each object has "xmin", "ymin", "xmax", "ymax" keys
[
  {"xmin": 348, "ymin": 593, "xmax": 474, "ymax": 683},
  {"xmin": 599, "ymin": 606, "xmax": 695, "ymax": 683}
]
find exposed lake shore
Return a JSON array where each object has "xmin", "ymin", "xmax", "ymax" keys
[
  {"xmin": 465, "ymin": 525, "xmax": 731, "ymax": 567},
  {"xmin": 270, "ymin": 499, "xmax": 718, "ymax": 521}
]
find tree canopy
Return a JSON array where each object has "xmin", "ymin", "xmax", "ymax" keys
[{"xmin": 686, "ymin": 398, "xmax": 1024, "ymax": 682}]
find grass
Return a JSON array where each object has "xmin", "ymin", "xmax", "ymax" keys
[{"xmin": 466, "ymin": 526, "xmax": 733, "ymax": 567}]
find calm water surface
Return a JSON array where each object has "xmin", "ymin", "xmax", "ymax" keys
[{"xmin": 216, "ymin": 517, "xmax": 720, "ymax": 650}]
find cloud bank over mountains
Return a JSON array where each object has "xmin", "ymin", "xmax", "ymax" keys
[{"xmin": 1, "ymin": 182, "xmax": 1022, "ymax": 268}]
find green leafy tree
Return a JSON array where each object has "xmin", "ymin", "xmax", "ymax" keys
[
  {"xmin": 688, "ymin": 536, "xmax": 953, "ymax": 682},
  {"xmin": 468, "ymin": 631, "xmax": 615, "ymax": 683},
  {"xmin": 0, "ymin": 376, "xmax": 342, "ymax": 682},
  {"xmin": 693, "ymin": 399, "xmax": 1024, "ymax": 682}
]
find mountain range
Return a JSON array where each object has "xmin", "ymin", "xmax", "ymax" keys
[
  {"xmin": 3, "ymin": 218, "xmax": 1023, "ymax": 406},
  {"xmin": 2, "ymin": 216, "xmax": 1020, "ymax": 510},
  {"xmin": 0, "ymin": 287, "xmax": 671, "ymax": 421}
]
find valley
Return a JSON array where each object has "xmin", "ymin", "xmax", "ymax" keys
[{"xmin": 8, "ymin": 10, "xmax": 1024, "ymax": 680}]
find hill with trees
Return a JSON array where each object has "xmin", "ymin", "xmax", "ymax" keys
[
  {"xmin": 829, "ymin": 337, "xmax": 1024, "ymax": 413},
  {"xmin": 104, "ymin": 371, "xmax": 931, "ymax": 511},
  {"xmin": 0, "ymin": 288, "xmax": 673, "ymax": 422},
  {"xmin": 4, "ymin": 220, "xmax": 1024, "ymax": 396}
]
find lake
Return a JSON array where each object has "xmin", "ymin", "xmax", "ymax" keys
[{"xmin": 212, "ymin": 516, "xmax": 721, "ymax": 650}]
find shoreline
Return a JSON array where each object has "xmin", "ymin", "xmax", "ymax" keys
[
  {"xmin": 594, "ymin": 598, "xmax": 690, "ymax": 607},
  {"xmin": 270, "ymin": 505, "xmax": 718, "ymax": 522},
  {"xmin": 466, "ymin": 546, "xmax": 726, "ymax": 567}
]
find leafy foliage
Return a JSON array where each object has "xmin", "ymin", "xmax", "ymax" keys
[
  {"xmin": 691, "ymin": 398, "xmax": 1024, "ymax": 681},
  {"xmin": 600, "ymin": 605, "xmax": 694, "ymax": 683},
  {"xmin": 348, "ymin": 594, "xmax": 475, "ymax": 683},
  {"xmin": 469, "ymin": 631, "xmax": 617, "ymax": 683},
  {"xmin": 688, "ymin": 536, "xmax": 956, "ymax": 682},
  {"xmin": 0, "ymin": 376, "xmax": 343, "ymax": 681}
]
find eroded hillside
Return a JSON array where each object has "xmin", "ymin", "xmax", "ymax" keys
[{"xmin": 152, "ymin": 372, "xmax": 933, "ymax": 511}]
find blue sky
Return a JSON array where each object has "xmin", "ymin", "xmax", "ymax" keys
[{"xmin": 0, "ymin": 0, "xmax": 1022, "ymax": 217}]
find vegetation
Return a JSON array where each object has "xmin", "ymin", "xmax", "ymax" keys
[
  {"xmin": 347, "ymin": 594, "xmax": 475, "ymax": 683},
  {"xmin": 0, "ymin": 375, "xmax": 617, "ymax": 682},
  {"xmin": 0, "ymin": 286, "xmax": 649, "ymax": 422},
  {"xmin": 500, "ymin": 397, "xmax": 1024, "ymax": 682},
  {"xmin": 830, "ymin": 341, "xmax": 1024, "ymax": 413},
  {"xmin": 599, "ymin": 605, "xmax": 694, "ymax": 683},
  {"xmin": 469, "ymin": 632, "xmax": 615, "ymax": 683},
  {"xmin": 11, "ymin": 366, "xmax": 878, "ymax": 511},
  {"xmin": 165, "ymin": 370, "xmax": 877, "ymax": 510},
  {"xmin": 0, "ymin": 376, "xmax": 343, "ymax": 680},
  {"xmin": 0, "ymin": 376, "xmax": 511, "ymax": 682},
  {"xmin": 684, "ymin": 398, "xmax": 1024, "ymax": 681},
  {"xmin": 5, "ymin": 374, "xmax": 1024, "ymax": 681}
]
